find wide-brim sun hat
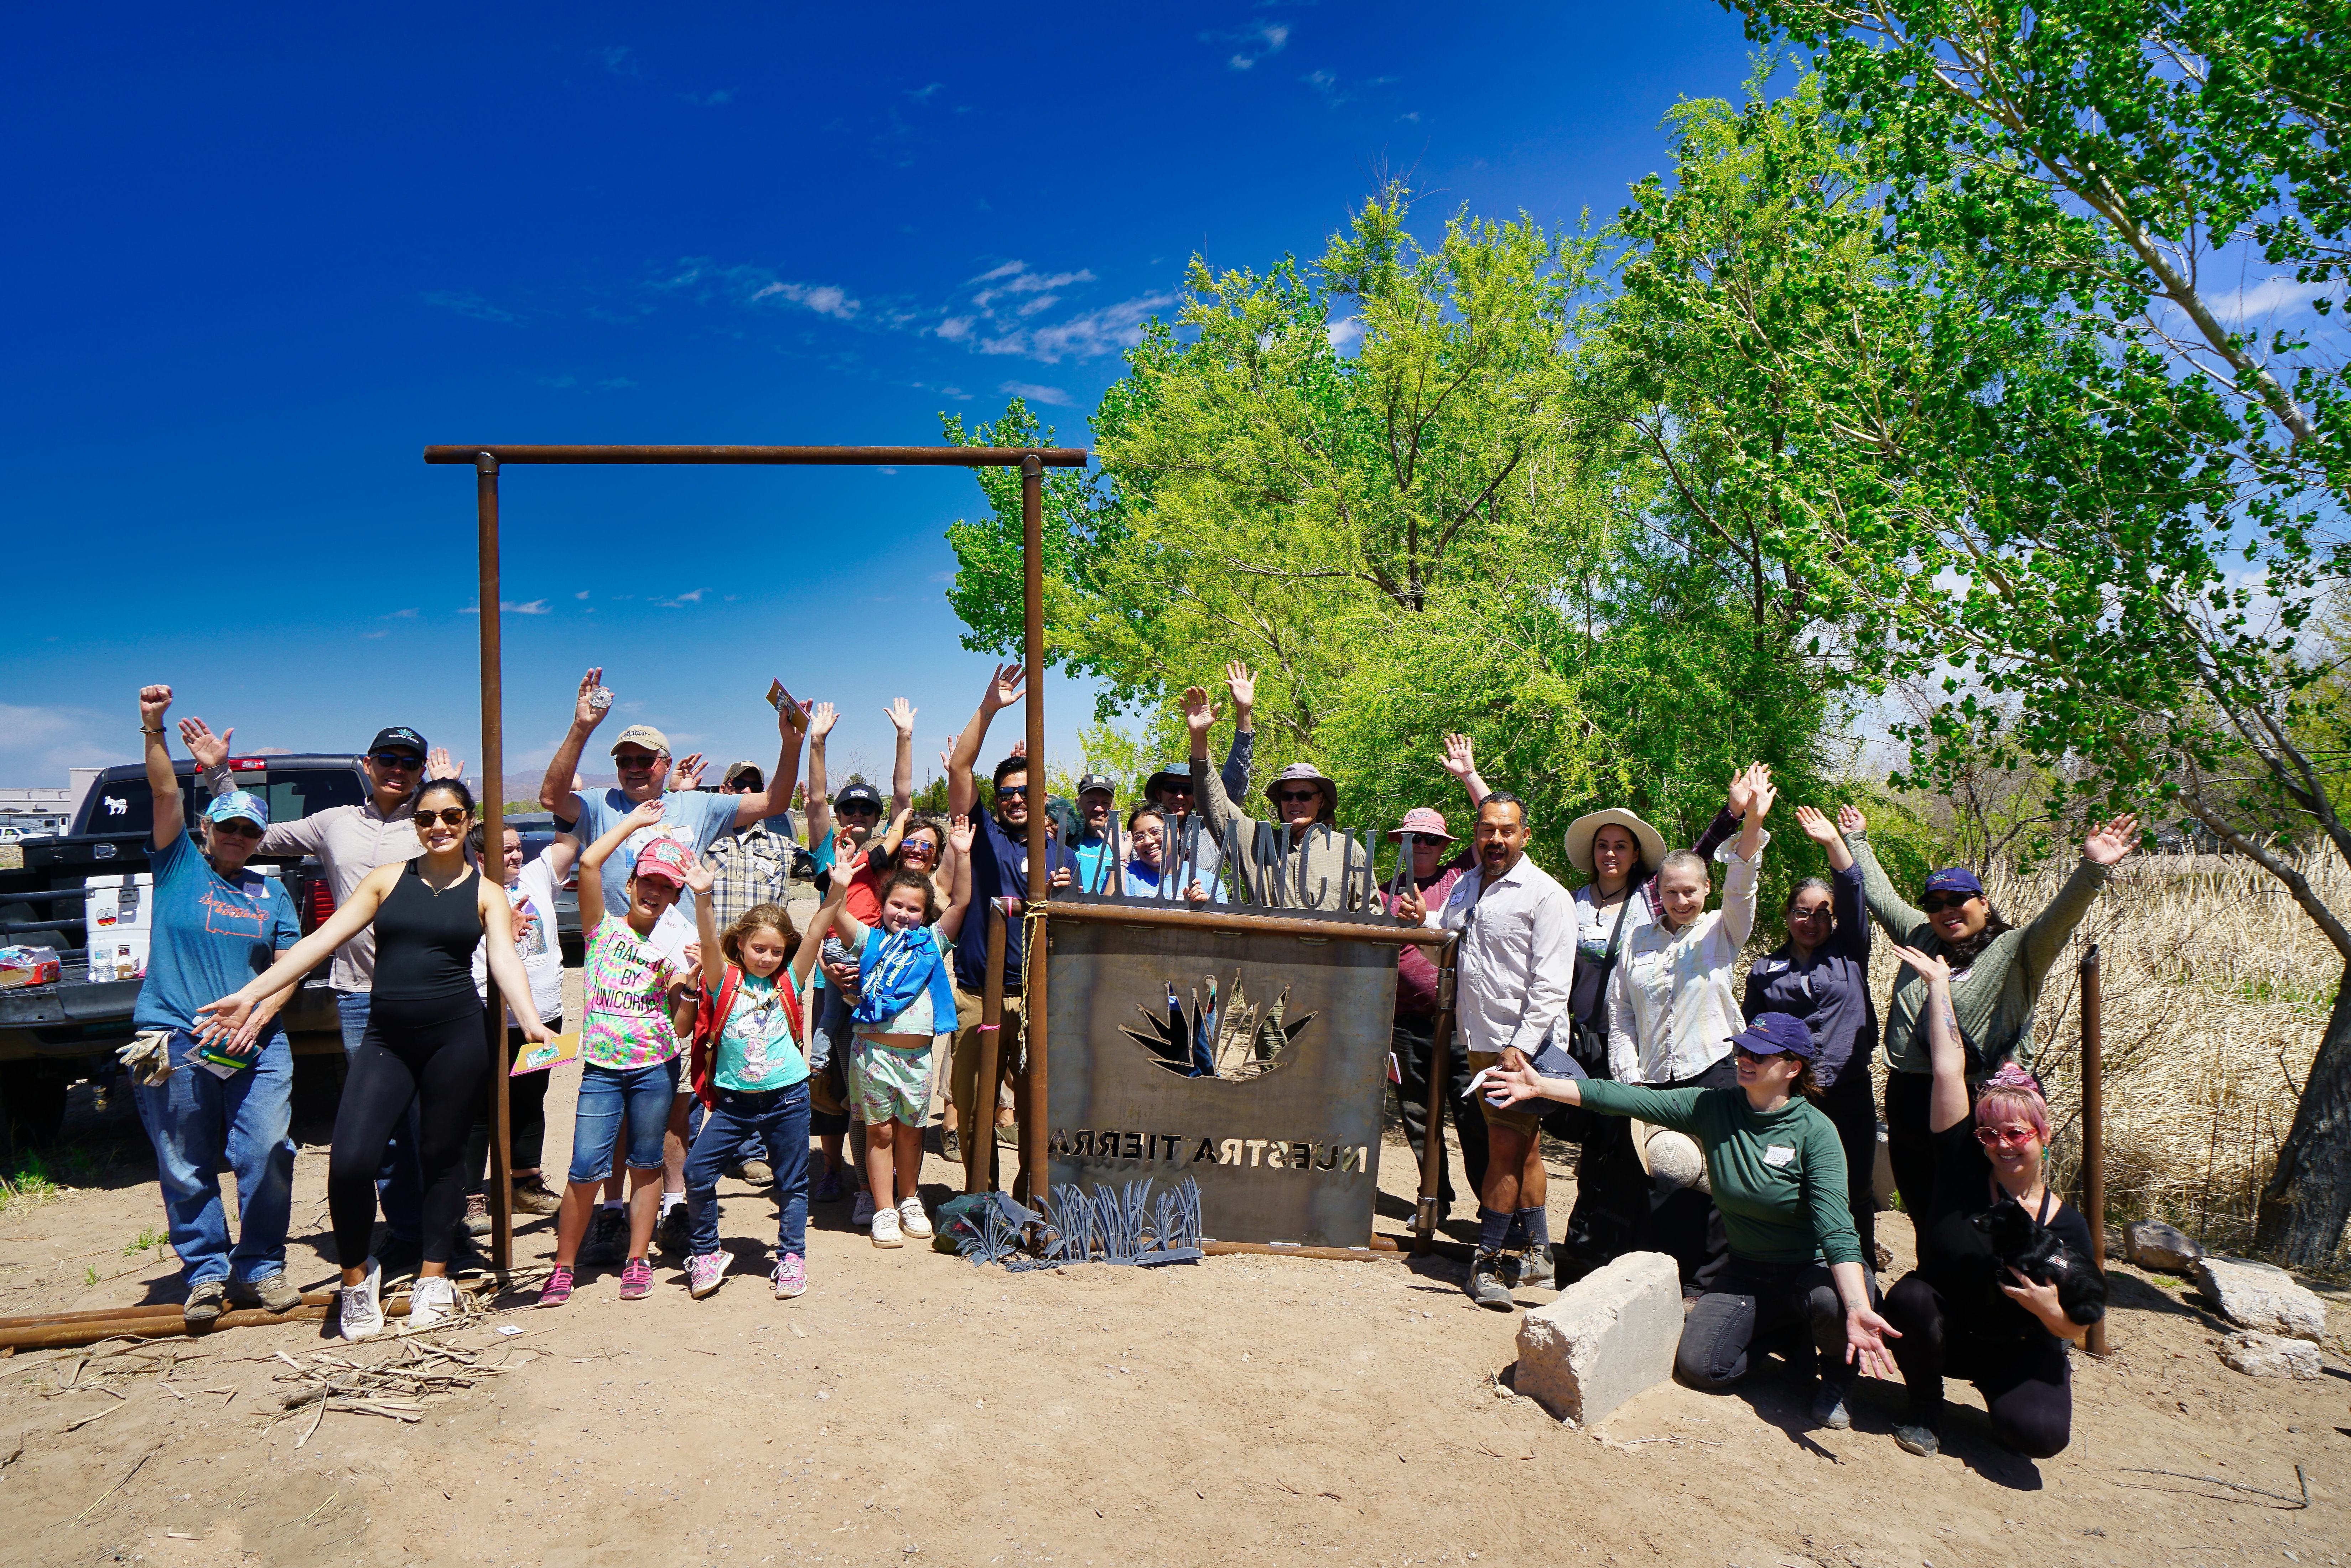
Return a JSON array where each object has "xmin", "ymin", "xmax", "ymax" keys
[
  {"xmin": 1562, "ymin": 808, "xmax": 1667, "ymax": 876},
  {"xmin": 1263, "ymin": 762, "xmax": 1338, "ymax": 816},
  {"xmin": 1387, "ymin": 805, "xmax": 1455, "ymax": 842},
  {"xmin": 1143, "ymin": 766, "xmax": 1195, "ymax": 800}
]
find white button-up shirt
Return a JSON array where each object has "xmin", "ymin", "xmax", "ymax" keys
[
  {"xmin": 1607, "ymin": 838, "xmax": 1765, "ymax": 1084},
  {"xmin": 1421, "ymin": 850, "xmax": 1578, "ymax": 1059}
]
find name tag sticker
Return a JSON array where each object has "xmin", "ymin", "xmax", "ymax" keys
[{"xmin": 1763, "ymin": 1144, "xmax": 1796, "ymax": 1167}]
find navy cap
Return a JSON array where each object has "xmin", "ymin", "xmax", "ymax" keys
[
  {"xmin": 368, "ymin": 726, "xmax": 427, "ymax": 757},
  {"xmin": 1923, "ymin": 867, "xmax": 1985, "ymax": 899},
  {"xmin": 1731, "ymin": 1012, "xmax": 1817, "ymax": 1061},
  {"xmin": 834, "ymin": 781, "xmax": 884, "ymax": 812},
  {"xmin": 1076, "ymin": 773, "xmax": 1116, "ymax": 799}
]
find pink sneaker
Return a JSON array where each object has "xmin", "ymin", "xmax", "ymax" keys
[
  {"xmin": 618, "ymin": 1257, "xmax": 653, "ymax": 1300},
  {"xmin": 773, "ymin": 1253, "xmax": 806, "ymax": 1299},
  {"xmin": 536, "ymin": 1265, "xmax": 574, "ymax": 1308},
  {"xmin": 686, "ymin": 1251, "xmax": 726, "ymax": 1299}
]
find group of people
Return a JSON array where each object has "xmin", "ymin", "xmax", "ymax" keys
[{"xmin": 122, "ymin": 658, "xmax": 2122, "ymax": 1463}]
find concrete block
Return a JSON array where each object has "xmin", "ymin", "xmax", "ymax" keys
[
  {"xmin": 2217, "ymin": 1331, "xmax": 2323, "ymax": 1379},
  {"xmin": 2123, "ymin": 1219, "xmax": 2202, "ymax": 1274},
  {"xmin": 2195, "ymin": 1255, "xmax": 2329, "ymax": 1342},
  {"xmin": 1513, "ymin": 1250, "xmax": 1681, "ymax": 1427}
]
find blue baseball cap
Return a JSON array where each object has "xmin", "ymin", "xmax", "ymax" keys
[
  {"xmin": 1730, "ymin": 1012, "xmax": 1816, "ymax": 1061},
  {"xmin": 205, "ymin": 791, "xmax": 270, "ymax": 830},
  {"xmin": 1923, "ymin": 867, "xmax": 1985, "ymax": 898}
]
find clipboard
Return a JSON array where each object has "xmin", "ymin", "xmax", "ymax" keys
[{"xmin": 511, "ymin": 1032, "xmax": 581, "ymax": 1075}]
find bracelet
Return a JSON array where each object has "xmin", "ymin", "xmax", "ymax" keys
[{"xmin": 140, "ymin": 727, "xmax": 164, "ymax": 736}]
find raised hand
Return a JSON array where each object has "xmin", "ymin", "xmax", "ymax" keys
[
  {"xmin": 1727, "ymin": 763, "xmax": 1754, "ymax": 819},
  {"xmin": 427, "ymin": 747, "xmax": 465, "ymax": 782},
  {"xmin": 885, "ymin": 698, "xmax": 917, "ymax": 736},
  {"xmin": 1182, "ymin": 685, "xmax": 1220, "ymax": 736},
  {"xmin": 574, "ymin": 667, "xmax": 609, "ymax": 728},
  {"xmin": 178, "ymin": 716, "xmax": 232, "ymax": 769},
  {"xmin": 1746, "ymin": 768, "xmax": 1777, "ymax": 822},
  {"xmin": 1837, "ymin": 804, "xmax": 1866, "ymax": 836},
  {"xmin": 1889, "ymin": 943, "xmax": 1951, "ymax": 985},
  {"xmin": 1009, "ymin": 739, "xmax": 1027, "ymax": 759},
  {"xmin": 808, "ymin": 702, "xmax": 838, "ymax": 743},
  {"xmin": 1440, "ymin": 733, "xmax": 1476, "ymax": 782},
  {"xmin": 681, "ymin": 855, "xmax": 717, "ymax": 896},
  {"xmin": 1223, "ymin": 661, "xmax": 1257, "ymax": 712},
  {"xmin": 139, "ymin": 684, "xmax": 173, "ymax": 728},
  {"xmin": 982, "ymin": 661, "xmax": 1026, "ymax": 714},
  {"xmin": 947, "ymin": 814, "xmax": 976, "ymax": 856},
  {"xmin": 2082, "ymin": 812, "xmax": 2140, "ymax": 867},
  {"xmin": 1794, "ymin": 804, "xmax": 1839, "ymax": 847},
  {"xmin": 671, "ymin": 753, "xmax": 707, "ymax": 792},
  {"xmin": 626, "ymin": 798, "xmax": 668, "ymax": 833}
]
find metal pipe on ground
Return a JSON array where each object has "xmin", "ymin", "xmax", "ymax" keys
[{"xmin": 0, "ymin": 1292, "xmax": 438, "ymax": 1353}]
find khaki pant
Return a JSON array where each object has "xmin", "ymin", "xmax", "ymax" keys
[
  {"xmin": 948, "ymin": 985, "xmax": 1027, "ymax": 1132},
  {"xmin": 1465, "ymin": 1049, "xmax": 1545, "ymax": 1137}
]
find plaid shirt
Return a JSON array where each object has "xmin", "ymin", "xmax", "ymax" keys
[{"xmin": 706, "ymin": 819, "xmax": 792, "ymax": 931}]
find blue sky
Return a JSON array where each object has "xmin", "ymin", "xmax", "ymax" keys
[{"xmin": 1, "ymin": 2, "xmax": 1757, "ymax": 794}]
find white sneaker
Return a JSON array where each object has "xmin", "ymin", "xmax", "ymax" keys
[
  {"xmin": 897, "ymin": 1195, "xmax": 933, "ymax": 1239},
  {"xmin": 870, "ymin": 1206, "xmax": 903, "ymax": 1248},
  {"xmin": 338, "ymin": 1260, "xmax": 385, "ymax": 1342},
  {"xmin": 406, "ymin": 1274, "xmax": 455, "ymax": 1329},
  {"xmin": 851, "ymin": 1190, "xmax": 876, "ymax": 1226}
]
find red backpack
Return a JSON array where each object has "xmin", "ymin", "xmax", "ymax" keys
[{"xmin": 687, "ymin": 963, "xmax": 807, "ymax": 1110}]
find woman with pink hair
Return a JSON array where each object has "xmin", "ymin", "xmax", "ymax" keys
[{"xmin": 1879, "ymin": 945, "xmax": 2104, "ymax": 1459}]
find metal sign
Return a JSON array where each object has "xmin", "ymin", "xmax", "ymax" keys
[{"xmin": 1042, "ymin": 900, "xmax": 1401, "ymax": 1247}]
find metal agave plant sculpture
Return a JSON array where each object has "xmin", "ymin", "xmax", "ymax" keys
[{"xmin": 1120, "ymin": 971, "xmax": 1316, "ymax": 1079}]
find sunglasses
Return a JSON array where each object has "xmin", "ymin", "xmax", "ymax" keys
[
  {"xmin": 209, "ymin": 819, "xmax": 264, "ymax": 839},
  {"xmin": 996, "ymin": 784, "xmax": 1029, "ymax": 799},
  {"xmin": 838, "ymin": 803, "xmax": 882, "ymax": 817},
  {"xmin": 1731, "ymin": 1045, "xmax": 1792, "ymax": 1065},
  {"xmin": 1789, "ymin": 903, "xmax": 1833, "ymax": 920},
  {"xmin": 415, "ymin": 807, "xmax": 471, "ymax": 828},
  {"xmin": 1921, "ymin": 892, "xmax": 1978, "ymax": 913},
  {"xmin": 1274, "ymin": 789, "xmax": 1322, "ymax": 804},
  {"xmin": 613, "ymin": 752, "xmax": 662, "ymax": 769},
  {"xmin": 901, "ymin": 840, "xmax": 938, "ymax": 859},
  {"xmin": 1976, "ymin": 1124, "xmax": 2039, "ymax": 1148},
  {"xmin": 370, "ymin": 751, "xmax": 424, "ymax": 770}
]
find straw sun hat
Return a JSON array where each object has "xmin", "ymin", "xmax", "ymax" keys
[{"xmin": 1561, "ymin": 808, "xmax": 1668, "ymax": 876}]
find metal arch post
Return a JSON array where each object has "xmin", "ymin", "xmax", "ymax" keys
[
  {"xmin": 2081, "ymin": 944, "xmax": 2108, "ymax": 1356},
  {"xmin": 476, "ymin": 452, "xmax": 513, "ymax": 1278},
  {"xmin": 1019, "ymin": 453, "xmax": 1049, "ymax": 1204}
]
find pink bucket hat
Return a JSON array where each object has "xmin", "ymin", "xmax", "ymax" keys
[{"xmin": 1387, "ymin": 806, "xmax": 1456, "ymax": 842}]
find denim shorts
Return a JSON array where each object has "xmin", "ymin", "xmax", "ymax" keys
[{"xmin": 566, "ymin": 1057, "xmax": 683, "ymax": 1182}]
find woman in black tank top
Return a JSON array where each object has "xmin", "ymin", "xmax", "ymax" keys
[{"xmin": 199, "ymin": 779, "xmax": 555, "ymax": 1341}]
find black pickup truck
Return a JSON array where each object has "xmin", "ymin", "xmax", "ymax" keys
[{"xmin": 0, "ymin": 755, "xmax": 366, "ymax": 1151}]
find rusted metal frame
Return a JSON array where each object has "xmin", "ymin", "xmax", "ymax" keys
[
  {"xmin": 1203, "ymin": 1241, "xmax": 1398, "ymax": 1263},
  {"xmin": 476, "ymin": 454, "xmax": 514, "ymax": 1279},
  {"xmin": 1414, "ymin": 935, "xmax": 1460, "ymax": 1256},
  {"xmin": 2081, "ymin": 944, "xmax": 2109, "ymax": 1356},
  {"xmin": 424, "ymin": 445, "xmax": 1088, "ymax": 468},
  {"xmin": 1020, "ymin": 453, "xmax": 1049, "ymax": 1209},
  {"xmin": 966, "ymin": 902, "xmax": 1010, "ymax": 1194},
  {"xmin": 1045, "ymin": 899, "xmax": 1449, "ymax": 948}
]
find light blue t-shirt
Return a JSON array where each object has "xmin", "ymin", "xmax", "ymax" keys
[
  {"xmin": 132, "ymin": 832, "xmax": 301, "ymax": 1036},
  {"xmin": 1072, "ymin": 837, "xmax": 1117, "ymax": 893},
  {"xmin": 709, "ymin": 970, "xmax": 809, "ymax": 1092},
  {"xmin": 574, "ymin": 787, "xmax": 739, "ymax": 925}
]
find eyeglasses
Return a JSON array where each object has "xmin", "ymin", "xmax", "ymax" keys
[
  {"xmin": 1731, "ymin": 1045, "xmax": 1775, "ymax": 1064},
  {"xmin": 415, "ymin": 807, "xmax": 471, "ymax": 828},
  {"xmin": 901, "ymin": 840, "xmax": 938, "ymax": 860},
  {"xmin": 1921, "ymin": 893, "xmax": 1977, "ymax": 913},
  {"xmin": 996, "ymin": 785, "xmax": 1029, "ymax": 799},
  {"xmin": 370, "ymin": 751, "xmax": 424, "ymax": 770},
  {"xmin": 837, "ymin": 803, "xmax": 882, "ymax": 817},
  {"xmin": 210, "ymin": 820, "xmax": 264, "ymax": 839},
  {"xmin": 1275, "ymin": 789, "xmax": 1322, "ymax": 805},
  {"xmin": 1789, "ymin": 903, "xmax": 1833, "ymax": 920},
  {"xmin": 1976, "ymin": 1124, "xmax": 2039, "ymax": 1148},
  {"xmin": 613, "ymin": 751, "xmax": 661, "ymax": 769}
]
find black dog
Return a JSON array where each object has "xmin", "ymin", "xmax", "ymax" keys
[{"xmin": 1972, "ymin": 1200, "xmax": 2107, "ymax": 1325}]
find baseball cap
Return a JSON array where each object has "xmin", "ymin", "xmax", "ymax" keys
[
  {"xmin": 1076, "ymin": 773, "xmax": 1116, "ymax": 800},
  {"xmin": 368, "ymin": 726, "xmax": 427, "ymax": 758},
  {"xmin": 834, "ymin": 781, "xmax": 884, "ymax": 812},
  {"xmin": 721, "ymin": 761, "xmax": 763, "ymax": 790},
  {"xmin": 1923, "ymin": 867, "xmax": 1985, "ymax": 899},
  {"xmin": 632, "ymin": 838, "xmax": 692, "ymax": 887},
  {"xmin": 205, "ymin": 791, "xmax": 270, "ymax": 830},
  {"xmin": 609, "ymin": 725, "xmax": 670, "ymax": 757},
  {"xmin": 1730, "ymin": 1012, "xmax": 1817, "ymax": 1061},
  {"xmin": 1387, "ymin": 806, "xmax": 1455, "ymax": 842}
]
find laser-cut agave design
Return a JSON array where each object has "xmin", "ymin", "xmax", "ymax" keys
[{"xmin": 1118, "ymin": 971, "xmax": 1316, "ymax": 1080}]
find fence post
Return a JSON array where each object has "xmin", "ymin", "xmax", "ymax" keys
[{"xmin": 2080, "ymin": 944, "xmax": 2109, "ymax": 1356}]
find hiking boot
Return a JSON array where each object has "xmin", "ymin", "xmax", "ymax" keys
[
  {"xmin": 994, "ymin": 1120, "xmax": 1020, "ymax": 1149},
  {"xmin": 1811, "ymin": 1380, "xmax": 1853, "ymax": 1431},
  {"xmin": 579, "ymin": 1205, "xmax": 629, "ymax": 1267},
  {"xmin": 512, "ymin": 1174, "xmax": 563, "ymax": 1216},
  {"xmin": 618, "ymin": 1257, "xmax": 654, "ymax": 1300},
  {"xmin": 941, "ymin": 1128, "xmax": 962, "ymax": 1161},
  {"xmin": 228, "ymin": 1272, "xmax": 303, "ymax": 1314},
  {"xmin": 655, "ymin": 1201, "xmax": 691, "ymax": 1258},
  {"xmin": 182, "ymin": 1278, "xmax": 227, "ymax": 1330},
  {"xmin": 739, "ymin": 1160, "xmax": 774, "ymax": 1186},
  {"xmin": 406, "ymin": 1274, "xmax": 457, "ymax": 1329},
  {"xmin": 536, "ymin": 1265, "xmax": 575, "ymax": 1308},
  {"xmin": 1466, "ymin": 1253, "xmax": 1514, "ymax": 1311},
  {"xmin": 686, "ymin": 1251, "xmax": 727, "ymax": 1299},
  {"xmin": 338, "ymin": 1262, "xmax": 385, "ymax": 1341},
  {"xmin": 462, "ymin": 1193, "xmax": 492, "ymax": 1237},
  {"xmin": 871, "ymin": 1206, "xmax": 904, "ymax": 1248},
  {"xmin": 773, "ymin": 1253, "xmax": 807, "ymax": 1299},
  {"xmin": 1517, "ymin": 1246, "xmax": 1557, "ymax": 1292},
  {"xmin": 1893, "ymin": 1420, "xmax": 1941, "ymax": 1457}
]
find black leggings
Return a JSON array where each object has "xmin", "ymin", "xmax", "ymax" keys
[
  {"xmin": 1677, "ymin": 1256, "xmax": 1848, "ymax": 1390},
  {"xmin": 1883, "ymin": 1271, "xmax": 2073, "ymax": 1457},
  {"xmin": 330, "ymin": 995, "xmax": 488, "ymax": 1267},
  {"xmin": 464, "ymin": 1021, "xmax": 557, "ymax": 1193},
  {"xmin": 1821, "ymin": 1065, "xmax": 1880, "ymax": 1262}
]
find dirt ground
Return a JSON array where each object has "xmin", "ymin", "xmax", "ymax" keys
[{"xmin": 3, "ymin": 973, "xmax": 2347, "ymax": 1567}]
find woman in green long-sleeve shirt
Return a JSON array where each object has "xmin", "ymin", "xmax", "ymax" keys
[
  {"xmin": 1484, "ymin": 1012, "xmax": 1901, "ymax": 1433},
  {"xmin": 1844, "ymin": 811, "xmax": 2138, "ymax": 1218}
]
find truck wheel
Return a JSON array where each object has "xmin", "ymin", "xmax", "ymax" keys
[{"xmin": 0, "ymin": 1063, "xmax": 71, "ymax": 1158}]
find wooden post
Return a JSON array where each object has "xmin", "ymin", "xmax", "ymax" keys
[
  {"xmin": 475, "ymin": 452, "xmax": 513, "ymax": 1278},
  {"xmin": 967, "ymin": 901, "xmax": 1008, "ymax": 1193},
  {"xmin": 1413, "ymin": 936, "xmax": 1458, "ymax": 1256},
  {"xmin": 2081, "ymin": 943, "xmax": 2108, "ymax": 1356},
  {"xmin": 1018, "ymin": 453, "xmax": 1049, "ymax": 1208}
]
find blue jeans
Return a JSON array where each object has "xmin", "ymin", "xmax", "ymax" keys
[
  {"xmin": 567, "ymin": 1058, "xmax": 683, "ymax": 1183},
  {"xmin": 810, "ymin": 986, "xmax": 853, "ymax": 1074},
  {"xmin": 338, "ymin": 990, "xmax": 423, "ymax": 1245},
  {"xmin": 684, "ymin": 1083, "xmax": 810, "ymax": 1258},
  {"xmin": 131, "ymin": 1030, "xmax": 295, "ymax": 1289},
  {"xmin": 686, "ymin": 1096, "xmax": 773, "ymax": 1168}
]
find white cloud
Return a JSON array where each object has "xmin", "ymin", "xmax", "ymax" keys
[
  {"xmin": 907, "ymin": 82, "xmax": 943, "ymax": 102},
  {"xmin": 593, "ymin": 45, "xmax": 640, "ymax": 77},
  {"xmin": 654, "ymin": 589, "xmax": 707, "ymax": 608},
  {"xmin": 2209, "ymin": 276, "xmax": 2348, "ymax": 324},
  {"xmin": 457, "ymin": 600, "xmax": 551, "ymax": 616},
  {"xmin": 679, "ymin": 88, "xmax": 735, "ymax": 108},
  {"xmin": 969, "ymin": 262, "xmax": 1096, "ymax": 309},
  {"xmin": 382, "ymin": 608, "xmax": 417, "ymax": 619},
  {"xmin": 575, "ymin": 590, "xmax": 591, "ymax": 600},
  {"xmin": 1301, "ymin": 69, "xmax": 1397, "ymax": 108},
  {"xmin": 935, "ymin": 315, "xmax": 975, "ymax": 341},
  {"xmin": 982, "ymin": 294, "xmax": 1178, "ymax": 363},
  {"xmin": 1215, "ymin": 22, "xmax": 1290, "ymax": 70},
  {"xmin": 420, "ymin": 289, "xmax": 520, "ymax": 325},
  {"xmin": 747, "ymin": 279, "xmax": 862, "ymax": 320},
  {"xmin": 999, "ymin": 380, "xmax": 1074, "ymax": 407},
  {"xmin": 1327, "ymin": 315, "xmax": 1365, "ymax": 352},
  {"xmin": 0, "ymin": 703, "xmax": 133, "ymax": 787}
]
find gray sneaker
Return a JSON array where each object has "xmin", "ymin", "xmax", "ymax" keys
[
  {"xmin": 579, "ymin": 1205, "xmax": 629, "ymax": 1267},
  {"xmin": 182, "ymin": 1278, "xmax": 227, "ymax": 1329},
  {"xmin": 1466, "ymin": 1253, "xmax": 1515, "ymax": 1311},
  {"xmin": 1811, "ymin": 1380, "xmax": 1853, "ymax": 1431},
  {"xmin": 228, "ymin": 1272, "xmax": 303, "ymax": 1314},
  {"xmin": 1516, "ymin": 1246, "xmax": 1557, "ymax": 1291},
  {"xmin": 1892, "ymin": 1419, "xmax": 1941, "ymax": 1457}
]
